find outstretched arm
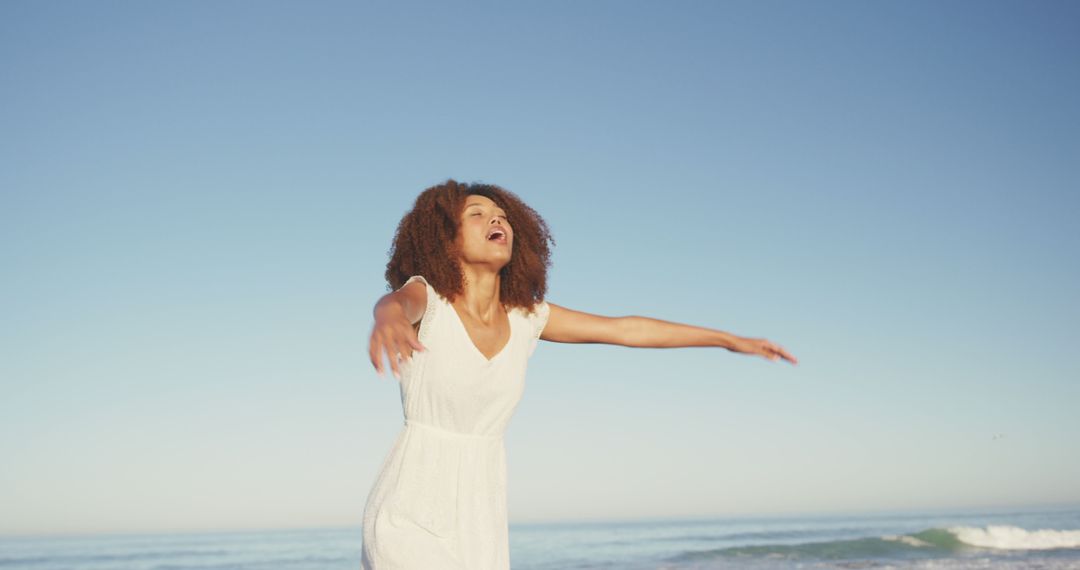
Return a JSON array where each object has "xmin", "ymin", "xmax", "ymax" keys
[
  {"xmin": 369, "ymin": 280, "xmax": 428, "ymax": 379},
  {"xmin": 541, "ymin": 302, "xmax": 798, "ymax": 365}
]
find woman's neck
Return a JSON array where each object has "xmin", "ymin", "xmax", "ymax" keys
[{"xmin": 456, "ymin": 268, "xmax": 503, "ymax": 323}]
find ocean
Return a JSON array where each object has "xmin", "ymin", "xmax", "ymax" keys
[{"xmin": 2, "ymin": 506, "xmax": 1078, "ymax": 569}]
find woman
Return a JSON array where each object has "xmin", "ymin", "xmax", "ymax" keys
[{"xmin": 361, "ymin": 179, "xmax": 797, "ymax": 569}]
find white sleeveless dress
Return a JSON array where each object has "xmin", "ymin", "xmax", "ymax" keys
[{"xmin": 361, "ymin": 275, "xmax": 550, "ymax": 570}]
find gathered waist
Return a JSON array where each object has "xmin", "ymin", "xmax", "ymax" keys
[{"xmin": 404, "ymin": 418, "xmax": 503, "ymax": 441}]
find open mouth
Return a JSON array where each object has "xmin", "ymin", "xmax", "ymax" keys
[{"xmin": 487, "ymin": 229, "xmax": 508, "ymax": 244}]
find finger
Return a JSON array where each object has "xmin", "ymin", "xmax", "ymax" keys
[
  {"xmin": 370, "ymin": 350, "xmax": 382, "ymax": 376},
  {"xmin": 398, "ymin": 326, "xmax": 424, "ymax": 353},
  {"xmin": 397, "ymin": 332, "xmax": 417, "ymax": 361},
  {"xmin": 377, "ymin": 334, "xmax": 397, "ymax": 377},
  {"xmin": 775, "ymin": 345, "xmax": 797, "ymax": 364},
  {"xmin": 369, "ymin": 337, "xmax": 385, "ymax": 376},
  {"xmin": 387, "ymin": 348, "xmax": 401, "ymax": 379},
  {"xmin": 391, "ymin": 336, "xmax": 411, "ymax": 363},
  {"xmin": 387, "ymin": 338, "xmax": 406, "ymax": 379},
  {"xmin": 378, "ymin": 335, "xmax": 396, "ymax": 376}
]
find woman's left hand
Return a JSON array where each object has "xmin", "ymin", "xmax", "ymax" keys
[{"xmin": 731, "ymin": 336, "xmax": 798, "ymax": 365}]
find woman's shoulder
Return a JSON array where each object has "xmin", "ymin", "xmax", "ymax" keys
[
  {"xmin": 512, "ymin": 300, "xmax": 550, "ymax": 331},
  {"xmin": 396, "ymin": 275, "xmax": 443, "ymax": 328}
]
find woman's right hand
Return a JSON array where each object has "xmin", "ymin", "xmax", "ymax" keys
[
  {"xmin": 369, "ymin": 303, "xmax": 426, "ymax": 379},
  {"xmin": 730, "ymin": 336, "xmax": 798, "ymax": 365}
]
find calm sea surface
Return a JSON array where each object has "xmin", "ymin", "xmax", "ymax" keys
[{"xmin": 2, "ymin": 507, "xmax": 1078, "ymax": 569}]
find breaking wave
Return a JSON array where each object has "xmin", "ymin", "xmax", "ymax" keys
[{"xmin": 669, "ymin": 525, "xmax": 1080, "ymax": 562}]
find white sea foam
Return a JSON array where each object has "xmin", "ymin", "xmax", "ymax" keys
[
  {"xmin": 950, "ymin": 525, "xmax": 1080, "ymax": 550},
  {"xmin": 882, "ymin": 534, "xmax": 933, "ymax": 547}
]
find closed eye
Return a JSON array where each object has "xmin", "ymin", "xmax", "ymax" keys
[{"xmin": 468, "ymin": 210, "xmax": 508, "ymax": 220}]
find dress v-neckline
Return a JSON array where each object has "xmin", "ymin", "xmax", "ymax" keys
[{"xmin": 445, "ymin": 297, "xmax": 513, "ymax": 363}]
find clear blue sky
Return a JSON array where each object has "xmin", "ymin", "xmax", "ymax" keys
[{"xmin": 2, "ymin": 0, "xmax": 1078, "ymax": 536}]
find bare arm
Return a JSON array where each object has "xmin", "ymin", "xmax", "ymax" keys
[
  {"xmin": 369, "ymin": 281, "xmax": 428, "ymax": 378},
  {"xmin": 541, "ymin": 302, "xmax": 798, "ymax": 364}
]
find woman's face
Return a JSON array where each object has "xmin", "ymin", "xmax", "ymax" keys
[{"xmin": 454, "ymin": 194, "xmax": 513, "ymax": 270}]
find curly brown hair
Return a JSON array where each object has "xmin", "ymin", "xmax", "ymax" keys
[{"xmin": 384, "ymin": 178, "xmax": 555, "ymax": 313}]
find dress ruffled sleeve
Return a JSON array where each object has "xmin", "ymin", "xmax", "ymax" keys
[
  {"xmin": 398, "ymin": 275, "xmax": 437, "ymax": 345},
  {"xmin": 527, "ymin": 300, "xmax": 550, "ymax": 358}
]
